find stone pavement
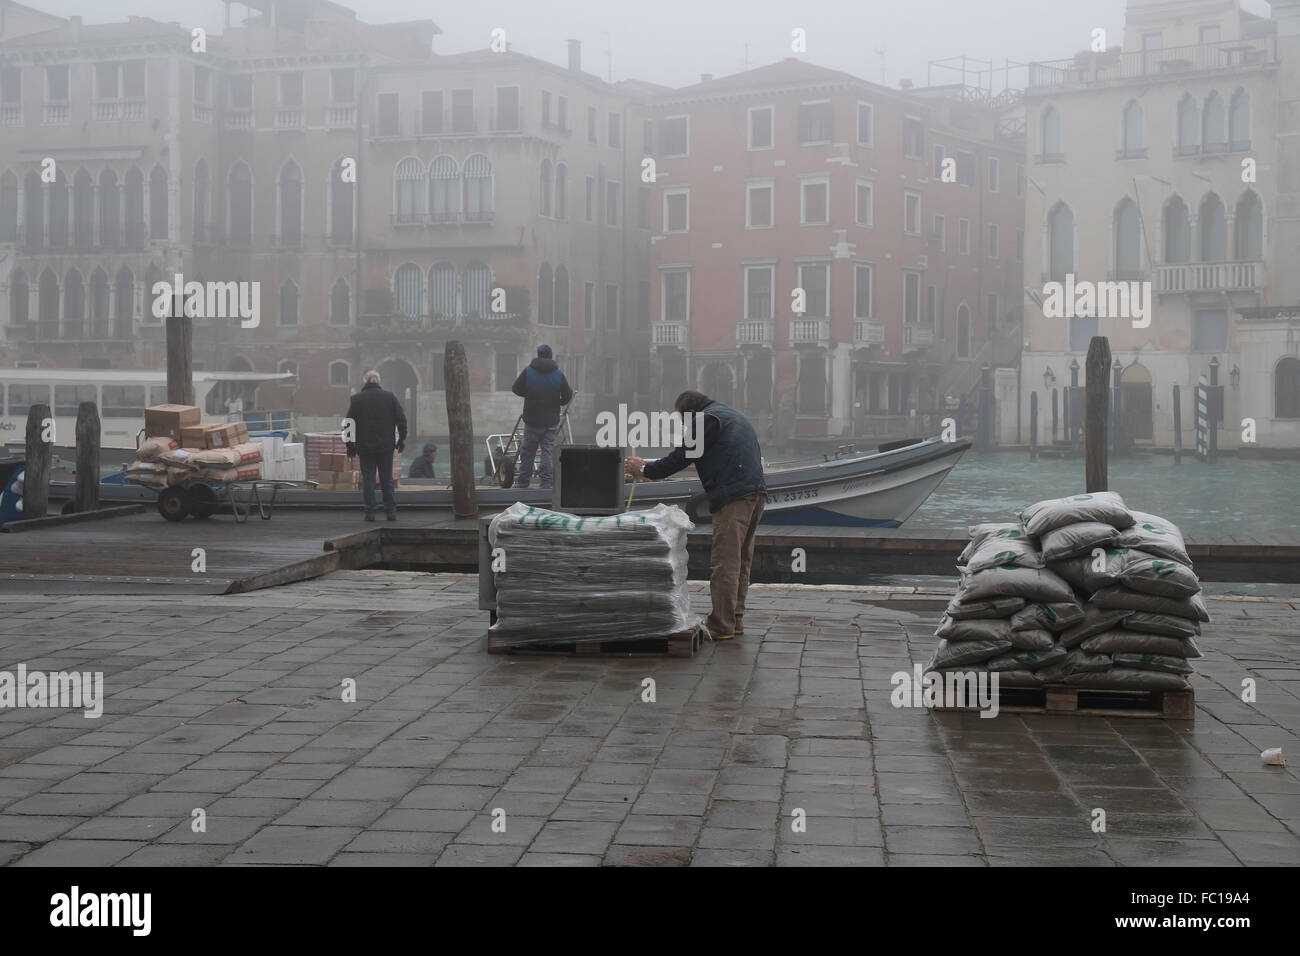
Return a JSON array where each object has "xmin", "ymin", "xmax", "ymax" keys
[{"xmin": 0, "ymin": 571, "xmax": 1297, "ymax": 867}]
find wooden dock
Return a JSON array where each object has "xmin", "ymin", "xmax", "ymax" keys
[{"xmin": 1, "ymin": 506, "xmax": 1298, "ymax": 594}]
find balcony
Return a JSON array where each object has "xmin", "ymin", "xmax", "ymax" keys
[
  {"xmin": 1155, "ymin": 261, "xmax": 1265, "ymax": 294},
  {"xmin": 327, "ymin": 104, "xmax": 356, "ymax": 129},
  {"xmin": 1028, "ymin": 36, "xmax": 1277, "ymax": 93},
  {"xmin": 225, "ymin": 108, "xmax": 253, "ymax": 130},
  {"xmin": 735, "ymin": 319, "xmax": 773, "ymax": 348},
  {"xmin": 193, "ymin": 103, "xmax": 213, "ymax": 124},
  {"xmin": 853, "ymin": 319, "xmax": 885, "ymax": 348},
  {"xmin": 0, "ymin": 105, "xmax": 21, "ymax": 126},
  {"xmin": 903, "ymin": 323, "xmax": 934, "ymax": 352},
  {"xmin": 652, "ymin": 321, "xmax": 688, "ymax": 347},
  {"xmin": 789, "ymin": 317, "xmax": 830, "ymax": 348},
  {"xmin": 274, "ymin": 108, "xmax": 305, "ymax": 129},
  {"xmin": 43, "ymin": 102, "xmax": 69, "ymax": 125}
]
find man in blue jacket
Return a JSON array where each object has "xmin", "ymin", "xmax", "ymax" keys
[
  {"xmin": 627, "ymin": 390, "xmax": 766, "ymax": 641},
  {"xmin": 510, "ymin": 344, "xmax": 573, "ymax": 490}
]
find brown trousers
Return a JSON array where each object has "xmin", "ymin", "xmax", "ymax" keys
[{"xmin": 705, "ymin": 491, "xmax": 766, "ymax": 636}]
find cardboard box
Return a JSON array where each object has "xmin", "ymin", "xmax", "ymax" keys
[
  {"xmin": 181, "ymin": 422, "xmax": 251, "ymax": 450},
  {"xmin": 319, "ymin": 452, "xmax": 348, "ymax": 472},
  {"xmin": 145, "ymin": 404, "xmax": 201, "ymax": 441}
]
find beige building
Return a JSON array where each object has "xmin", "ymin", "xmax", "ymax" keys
[{"xmin": 1020, "ymin": 0, "xmax": 1300, "ymax": 450}]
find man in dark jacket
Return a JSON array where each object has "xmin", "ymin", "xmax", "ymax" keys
[
  {"xmin": 627, "ymin": 390, "xmax": 766, "ymax": 641},
  {"xmin": 408, "ymin": 442, "xmax": 437, "ymax": 479},
  {"xmin": 344, "ymin": 370, "xmax": 408, "ymax": 521},
  {"xmin": 510, "ymin": 345, "xmax": 573, "ymax": 490}
]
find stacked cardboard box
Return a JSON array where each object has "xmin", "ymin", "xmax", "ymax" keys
[
  {"xmin": 305, "ymin": 432, "xmax": 401, "ymax": 489},
  {"xmin": 144, "ymin": 404, "xmax": 201, "ymax": 442},
  {"xmin": 181, "ymin": 421, "xmax": 250, "ymax": 449}
]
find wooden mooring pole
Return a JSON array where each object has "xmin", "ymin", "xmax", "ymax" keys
[
  {"xmin": 1029, "ymin": 391, "xmax": 1039, "ymax": 461},
  {"xmin": 74, "ymin": 401, "xmax": 100, "ymax": 514},
  {"xmin": 23, "ymin": 403, "xmax": 51, "ymax": 519},
  {"xmin": 165, "ymin": 312, "xmax": 195, "ymax": 406},
  {"xmin": 1172, "ymin": 384, "xmax": 1182, "ymax": 464},
  {"xmin": 1085, "ymin": 337, "xmax": 1110, "ymax": 492},
  {"xmin": 445, "ymin": 341, "xmax": 478, "ymax": 518}
]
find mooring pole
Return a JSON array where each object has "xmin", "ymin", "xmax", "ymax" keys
[
  {"xmin": 1085, "ymin": 337, "xmax": 1111, "ymax": 492},
  {"xmin": 1172, "ymin": 384, "xmax": 1182, "ymax": 464},
  {"xmin": 1051, "ymin": 387, "xmax": 1059, "ymax": 442},
  {"xmin": 23, "ymin": 403, "xmax": 51, "ymax": 519},
  {"xmin": 75, "ymin": 401, "xmax": 100, "ymax": 514},
  {"xmin": 1029, "ymin": 391, "xmax": 1039, "ymax": 461},
  {"xmin": 445, "ymin": 340, "xmax": 478, "ymax": 518}
]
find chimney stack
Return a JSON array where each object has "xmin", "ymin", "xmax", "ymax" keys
[
  {"xmin": 700, "ymin": 73, "xmax": 714, "ymax": 83},
  {"xmin": 568, "ymin": 39, "xmax": 581, "ymax": 72}
]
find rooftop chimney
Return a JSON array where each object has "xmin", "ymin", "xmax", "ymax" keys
[
  {"xmin": 70, "ymin": 15, "xmax": 82, "ymax": 41},
  {"xmin": 700, "ymin": 73, "xmax": 714, "ymax": 83},
  {"xmin": 568, "ymin": 39, "xmax": 581, "ymax": 72}
]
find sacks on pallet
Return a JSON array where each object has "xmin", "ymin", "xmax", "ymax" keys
[
  {"xmin": 123, "ymin": 460, "xmax": 168, "ymax": 488},
  {"xmin": 188, "ymin": 442, "xmax": 264, "ymax": 469},
  {"xmin": 487, "ymin": 502, "xmax": 699, "ymax": 647},
  {"xmin": 136, "ymin": 436, "xmax": 180, "ymax": 462}
]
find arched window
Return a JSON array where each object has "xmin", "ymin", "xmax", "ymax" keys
[
  {"xmin": 49, "ymin": 170, "xmax": 69, "ymax": 248},
  {"xmin": 63, "ymin": 268, "xmax": 85, "ymax": 337},
  {"xmin": 330, "ymin": 277, "xmax": 350, "ymax": 326},
  {"xmin": 23, "ymin": 171, "xmax": 43, "ymax": 248},
  {"xmin": 278, "ymin": 280, "xmax": 299, "ymax": 326},
  {"xmin": 429, "ymin": 262, "xmax": 456, "ymax": 318},
  {"xmin": 1114, "ymin": 197, "xmax": 1141, "ymax": 278},
  {"xmin": 1235, "ymin": 190, "xmax": 1263, "ymax": 261},
  {"xmin": 956, "ymin": 303, "xmax": 971, "ymax": 359},
  {"xmin": 429, "ymin": 156, "xmax": 458, "ymax": 222},
  {"xmin": 538, "ymin": 263, "xmax": 553, "ymax": 325},
  {"xmin": 149, "ymin": 166, "xmax": 168, "ymax": 240},
  {"xmin": 1277, "ymin": 357, "xmax": 1300, "ymax": 419},
  {"xmin": 0, "ymin": 171, "xmax": 16, "ymax": 242},
  {"xmin": 1177, "ymin": 95, "xmax": 1199, "ymax": 155},
  {"xmin": 114, "ymin": 266, "xmax": 134, "ymax": 337},
  {"xmin": 8, "ymin": 269, "xmax": 27, "ymax": 325},
  {"xmin": 1163, "ymin": 196, "xmax": 1190, "ymax": 264},
  {"xmin": 329, "ymin": 157, "xmax": 353, "ymax": 245},
  {"xmin": 90, "ymin": 267, "xmax": 110, "ymax": 337},
  {"xmin": 463, "ymin": 154, "xmax": 493, "ymax": 221},
  {"xmin": 555, "ymin": 163, "xmax": 567, "ymax": 219},
  {"xmin": 394, "ymin": 157, "xmax": 425, "ymax": 222},
  {"xmin": 1229, "ymin": 89, "xmax": 1251, "ymax": 151},
  {"xmin": 1047, "ymin": 202, "xmax": 1074, "ymax": 280},
  {"xmin": 554, "ymin": 265, "xmax": 569, "ymax": 326},
  {"xmin": 73, "ymin": 169, "xmax": 94, "ymax": 248},
  {"xmin": 1040, "ymin": 106, "xmax": 1062, "ymax": 160},
  {"xmin": 99, "ymin": 169, "xmax": 120, "ymax": 247},
  {"xmin": 1199, "ymin": 193, "xmax": 1226, "ymax": 261},
  {"xmin": 1202, "ymin": 91, "xmax": 1226, "ymax": 152},
  {"xmin": 193, "ymin": 159, "xmax": 209, "ymax": 242},
  {"xmin": 329, "ymin": 361, "xmax": 349, "ymax": 387},
  {"xmin": 394, "ymin": 263, "xmax": 423, "ymax": 319},
  {"xmin": 228, "ymin": 162, "xmax": 252, "ymax": 245},
  {"xmin": 464, "ymin": 262, "xmax": 491, "ymax": 317},
  {"xmin": 38, "ymin": 268, "xmax": 59, "ymax": 337},
  {"xmin": 278, "ymin": 161, "xmax": 302, "ymax": 244},
  {"xmin": 143, "ymin": 265, "xmax": 163, "ymax": 322},
  {"xmin": 1121, "ymin": 100, "xmax": 1143, "ymax": 155},
  {"xmin": 540, "ymin": 159, "xmax": 552, "ymax": 217},
  {"xmin": 124, "ymin": 167, "xmax": 145, "ymax": 247}
]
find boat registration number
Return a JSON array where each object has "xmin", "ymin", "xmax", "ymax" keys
[{"xmin": 768, "ymin": 487, "xmax": 820, "ymax": 504}]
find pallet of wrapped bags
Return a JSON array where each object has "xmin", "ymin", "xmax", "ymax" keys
[{"xmin": 487, "ymin": 502, "xmax": 699, "ymax": 649}]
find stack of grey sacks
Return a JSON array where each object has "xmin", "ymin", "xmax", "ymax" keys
[
  {"xmin": 487, "ymin": 501, "xmax": 698, "ymax": 647},
  {"xmin": 926, "ymin": 491, "xmax": 1204, "ymax": 692}
]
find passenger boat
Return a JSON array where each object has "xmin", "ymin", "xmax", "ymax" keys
[{"xmin": 70, "ymin": 434, "xmax": 970, "ymax": 528}]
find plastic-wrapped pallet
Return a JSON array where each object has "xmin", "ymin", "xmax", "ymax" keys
[{"xmin": 488, "ymin": 502, "xmax": 700, "ymax": 647}]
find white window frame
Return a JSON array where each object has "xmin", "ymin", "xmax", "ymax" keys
[
  {"xmin": 852, "ymin": 262, "xmax": 874, "ymax": 319},
  {"xmin": 663, "ymin": 187, "xmax": 690, "ymax": 233},
  {"xmin": 958, "ymin": 217, "xmax": 971, "ymax": 255},
  {"xmin": 746, "ymin": 181, "xmax": 774, "ymax": 229},
  {"xmin": 800, "ymin": 175, "xmax": 830, "ymax": 226},
  {"xmin": 329, "ymin": 360, "xmax": 350, "ymax": 387},
  {"xmin": 932, "ymin": 214, "xmax": 946, "ymax": 251},
  {"xmin": 903, "ymin": 115, "xmax": 924, "ymax": 159},
  {"xmin": 661, "ymin": 269, "xmax": 691, "ymax": 322},
  {"xmin": 903, "ymin": 190, "xmax": 922, "ymax": 236},
  {"xmin": 903, "ymin": 270, "xmax": 922, "ymax": 324},
  {"xmin": 987, "ymin": 155, "xmax": 1000, "ymax": 192},
  {"xmin": 748, "ymin": 105, "xmax": 775, "ymax": 151},
  {"xmin": 662, "ymin": 114, "xmax": 690, "ymax": 158},
  {"xmin": 854, "ymin": 179, "xmax": 873, "ymax": 228},
  {"xmin": 584, "ymin": 280, "xmax": 595, "ymax": 329},
  {"xmin": 987, "ymin": 223, "xmax": 1000, "ymax": 259},
  {"xmin": 956, "ymin": 149, "xmax": 974, "ymax": 187},
  {"xmin": 606, "ymin": 180, "xmax": 621, "ymax": 227},
  {"xmin": 797, "ymin": 99, "xmax": 833, "ymax": 146},
  {"xmin": 933, "ymin": 143, "xmax": 946, "ymax": 180},
  {"xmin": 585, "ymin": 175, "xmax": 595, "ymax": 222},
  {"xmin": 856, "ymin": 101, "xmax": 874, "ymax": 147},
  {"xmin": 796, "ymin": 261, "xmax": 831, "ymax": 318},
  {"xmin": 743, "ymin": 264, "xmax": 774, "ymax": 320}
]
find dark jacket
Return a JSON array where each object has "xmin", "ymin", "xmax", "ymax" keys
[
  {"xmin": 345, "ymin": 381, "xmax": 408, "ymax": 455},
  {"xmin": 643, "ymin": 400, "xmax": 766, "ymax": 511},
  {"xmin": 511, "ymin": 357, "xmax": 573, "ymax": 427},
  {"xmin": 408, "ymin": 456, "xmax": 435, "ymax": 479}
]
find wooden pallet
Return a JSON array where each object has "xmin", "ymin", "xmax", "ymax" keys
[
  {"xmin": 486, "ymin": 626, "xmax": 704, "ymax": 658},
  {"xmin": 932, "ymin": 682, "xmax": 1194, "ymax": 719}
]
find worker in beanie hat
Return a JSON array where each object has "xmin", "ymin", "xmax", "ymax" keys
[
  {"xmin": 511, "ymin": 345, "xmax": 572, "ymax": 490},
  {"xmin": 407, "ymin": 441, "xmax": 438, "ymax": 479}
]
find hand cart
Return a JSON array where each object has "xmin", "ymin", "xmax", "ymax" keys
[
  {"xmin": 484, "ymin": 395, "xmax": 575, "ymax": 489},
  {"xmin": 152, "ymin": 477, "xmax": 316, "ymax": 523}
]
